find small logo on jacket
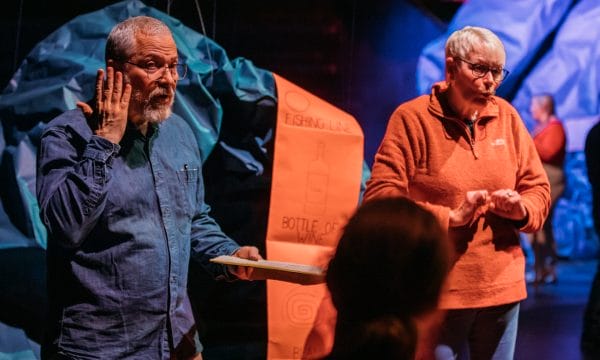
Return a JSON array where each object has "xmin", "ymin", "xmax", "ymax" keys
[{"xmin": 491, "ymin": 138, "xmax": 506, "ymax": 146}]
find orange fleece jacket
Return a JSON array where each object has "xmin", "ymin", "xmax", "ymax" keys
[{"xmin": 364, "ymin": 82, "xmax": 550, "ymax": 309}]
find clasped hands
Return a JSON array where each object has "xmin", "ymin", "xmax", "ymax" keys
[{"xmin": 449, "ymin": 189, "xmax": 527, "ymax": 227}]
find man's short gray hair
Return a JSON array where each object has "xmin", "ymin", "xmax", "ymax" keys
[
  {"xmin": 105, "ymin": 16, "xmax": 172, "ymax": 62},
  {"xmin": 445, "ymin": 26, "xmax": 505, "ymax": 60}
]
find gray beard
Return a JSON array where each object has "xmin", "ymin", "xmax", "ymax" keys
[
  {"xmin": 126, "ymin": 74, "xmax": 175, "ymax": 123},
  {"xmin": 130, "ymin": 88, "xmax": 174, "ymax": 124},
  {"xmin": 143, "ymin": 102, "xmax": 172, "ymax": 124}
]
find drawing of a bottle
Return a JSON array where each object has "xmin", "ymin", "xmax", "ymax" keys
[{"xmin": 304, "ymin": 142, "xmax": 329, "ymax": 215}]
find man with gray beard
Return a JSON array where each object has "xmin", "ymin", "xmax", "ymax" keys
[{"xmin": 36, "ymin": 16, "xmax": 260, "ymax": 359}]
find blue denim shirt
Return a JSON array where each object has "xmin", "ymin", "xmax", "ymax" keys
[{"xmin": 36, "ymin": 109, "xmax": 240, "ymax": 359}]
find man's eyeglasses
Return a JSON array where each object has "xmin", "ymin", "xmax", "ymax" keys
[
  {"xmin": 455, "ymin": 57, "xmax": 509, "ymax": 81},
  {"xmin": 124, "ymin": 60, "xmax": 187, "ymax": 80}
]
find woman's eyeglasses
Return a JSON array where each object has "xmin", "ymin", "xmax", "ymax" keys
[{"xmin": 455, "ymin": 57, "xmax": 509, "ymax": 81}]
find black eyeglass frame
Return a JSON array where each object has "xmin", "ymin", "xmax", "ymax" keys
[
  {"xmin": 124, "ymin": 60, "xmax": 187, "ymax": 80},
  {"xmin": 455, "ymin": 57, "xmax": 509, "ymax": 81}
]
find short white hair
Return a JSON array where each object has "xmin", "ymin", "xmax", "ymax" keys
[{"xmin": 445, "ymin": 26, "xmax": 505, "ymax": 60}]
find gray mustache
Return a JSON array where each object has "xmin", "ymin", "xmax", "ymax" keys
[{"xmin": 150, "ymin": 87, "xmax": 174, "ymax": 98}]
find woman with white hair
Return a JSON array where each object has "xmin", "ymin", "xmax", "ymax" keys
[{"xmin": 364, "ymin": 26, "xmax": 550, "ymax": 359}]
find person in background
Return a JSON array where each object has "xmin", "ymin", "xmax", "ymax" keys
[
  {"xmin": 364, "ymin": 26, "xmax": 550, "ymax": 360},
  {"xmin": 581, "ymin": 121, "xmax": 600, "ymax": 359},
  {"xmin": 529, "ymin": 94, "xmax": 566, "ymax": 285},
  {"xmin": 36, "ymin": 16, "xmax": 260, "ymax": 359},
  {"xmin": 325, "ymin": 197, "xmax": 451, "ymax": 359}
]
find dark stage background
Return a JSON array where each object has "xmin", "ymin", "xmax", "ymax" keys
[{"xmin": 0, "ymin": 0, "xmax": 599, "ymax": 359}]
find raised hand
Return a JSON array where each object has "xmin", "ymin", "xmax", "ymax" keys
[
  {"xmin": 77, "ymin": 67, "xmax": 132, "ymax": 144},
  {"xmin": 488, "ymin": 189, "xmax": 528, "ymax": 221},
  {"xmin": 449, "ymin": 190, "xmax": 489, "ymax": 227}
]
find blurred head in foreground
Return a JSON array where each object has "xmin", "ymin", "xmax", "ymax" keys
[{"xmin": 326, "ymin": 197, "xmax": 451, "ymax": 359}]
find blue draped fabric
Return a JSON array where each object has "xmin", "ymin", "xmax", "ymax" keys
[
  {"xmin": 417, "ymin": 0, "xmax": 573, "ymax": 97},
  {"xmin": 0, "ymin": 0, "xmax": 277, "ymax": 250},
  {"xmin": 514, "ymin": 0, "xmax": 600, "ymax": 258},
  {"xmin": 512, "ymin": 0, "xmax": 600, "ymax": 129}
]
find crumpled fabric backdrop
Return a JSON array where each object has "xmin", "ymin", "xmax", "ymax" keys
[{"xmin": 416, "ymin": 0, "xmax": 599, "ymax": 259}]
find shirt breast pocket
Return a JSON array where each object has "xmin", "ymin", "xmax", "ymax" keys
[{"xmin": 175, "ymin": 166, "xmax": 199, "ymax": 229}]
